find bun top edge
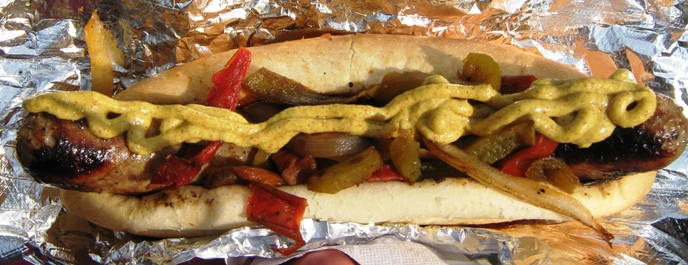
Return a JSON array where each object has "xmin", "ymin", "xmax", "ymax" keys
[{"xmin": 117, "ymin": 34, "xmax": 586, "ymax": 104}]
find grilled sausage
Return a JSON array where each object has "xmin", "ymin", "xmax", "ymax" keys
[{"xmin": 555, "ymin": 94, "xmax": 688, "ymax": 182}]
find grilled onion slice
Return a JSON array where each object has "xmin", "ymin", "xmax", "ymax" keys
[
  {"xmin": 285, "ymin": 132, "xmax": 372, "ymax": 159},
  {"xmin": 422, "ymin": 138, "xmax": 614, "ymax": 244}
]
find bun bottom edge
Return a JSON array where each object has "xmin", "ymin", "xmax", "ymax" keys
[{"xmin": 60, "ymin": 171, "xmax": 656, "ymax": 238}]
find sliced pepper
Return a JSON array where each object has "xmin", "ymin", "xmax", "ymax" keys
[
  {"xmin": 307, "ymin": 146, "xmax": 383, "ymax": 194},
  {"xmin": 247, "ymin": 182, "xmax": 308, "ymax": 256},
  {"xmin": 499, "ymin": 134, "xmax": 559, "ymax": 177},
  {"xmin": 84, "ymin": 10, "xmax": 124, "ymax": 96},
  {"xmin": 367, "ymin": 163, "xmax": 406, "ymax": 182},
  {"xmin": 389, "ymin": 135, "xmax": 422, "ymax": 183},
  {"xmin": 243, "ymin": 67, "xmax": 361, "ymax": 105},
  {"xmin": 151, "ymin": 141, "xmax": 222, "ymax": 189},
  {"xmin": 460, "ymin": 53, "xmax": 502, "ymax": 91},
  {"xmin": 420, "ymin": 159, "xmax": 467, "ymax": 179},
  {"xmin": 370, "ymin": 71, "xmax": 431, "ymax": 105},
  {"xmin": 233, "ymin": 166, "xmax": 286, "ymax": 187},
  {"xmin": 500, "ymin": 75, "xmax": 537, "ymax": 94},
  {"xmin": 150, "ymin": 48, "xmax": 252, "ymax": 188},
  {"xmin": 464, "ymin": 122, "xmax": 535, "ymax": 165},
  {"xmin": 206, "ymin": 47, "xmax": 253, "ymax": 110}
]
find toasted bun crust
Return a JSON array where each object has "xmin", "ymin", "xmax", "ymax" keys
[{"xmin": 62, "ymin": 34, "xmax": 656, "ymax": 237}]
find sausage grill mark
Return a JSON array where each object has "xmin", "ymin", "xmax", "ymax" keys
[
  {"xmin": 17, "ymin": 113, "xmax": 173, "ymax": 194},
  {"xmin": 20, "ymin": 113, "xmax": 109, "ymax": 179},
  {"xmin": 555, "ymin": 95, "xmax": 688, "ymax": 182}
]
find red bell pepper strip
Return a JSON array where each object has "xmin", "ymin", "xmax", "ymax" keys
[
  {"xmin": 499, "ymin": 134, "xmax": 559, "ymax": 177},
  {"xmin": 247, "ymin": 182, "xmax": 308, "ymax": 256},
  {"xmin": 150, "ymin": 48, "xmax": 252, "ymax": 188},
  {"xmin": 366, "ymin": 163, "xmax": 406, "ymax": 182},
  {"xmin": 206, "ymin": 47, "xmax": 252, "ymax": 110},
  {"xmin": 500, "ymin": 75, "xmax": 537, "ymax": 94},
  {"xmin": 151, "ymin": 141, "xmax": 223, "ymax": 189}
]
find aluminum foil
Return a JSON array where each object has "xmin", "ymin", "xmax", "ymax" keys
[{"xmin": 1, "ymin": 0, "xmax": 687, "ymax": 264}]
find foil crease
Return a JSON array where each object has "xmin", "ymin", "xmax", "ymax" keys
[{"xmin": 1, "ymin": 0, "xmax": 687, "ymax": 264}]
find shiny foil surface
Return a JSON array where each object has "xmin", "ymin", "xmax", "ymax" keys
[{"xmin": 0, "ymin": 0, "xmax": 687, "ymax": 264}]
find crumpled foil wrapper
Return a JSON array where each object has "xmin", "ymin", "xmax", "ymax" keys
[{"xmin": 1, "ymin": 0, "xmax": 687, "ymax": 264}]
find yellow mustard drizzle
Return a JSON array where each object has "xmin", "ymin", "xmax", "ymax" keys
[{"xmin": 22, "ymin": 69, "xmax": 656, "ymax": 155}]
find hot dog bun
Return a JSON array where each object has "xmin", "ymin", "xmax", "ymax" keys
[
  {"xmin": 61, "ymin": 171, "xmax": 654, "ymax": 238},
  {"xmin": 61, "ymin": 34, "xmax": 657, "ymax": 238},
  {"xmin": 114, "ymin": 34, "xmax": 586, "ymax": 104}
]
